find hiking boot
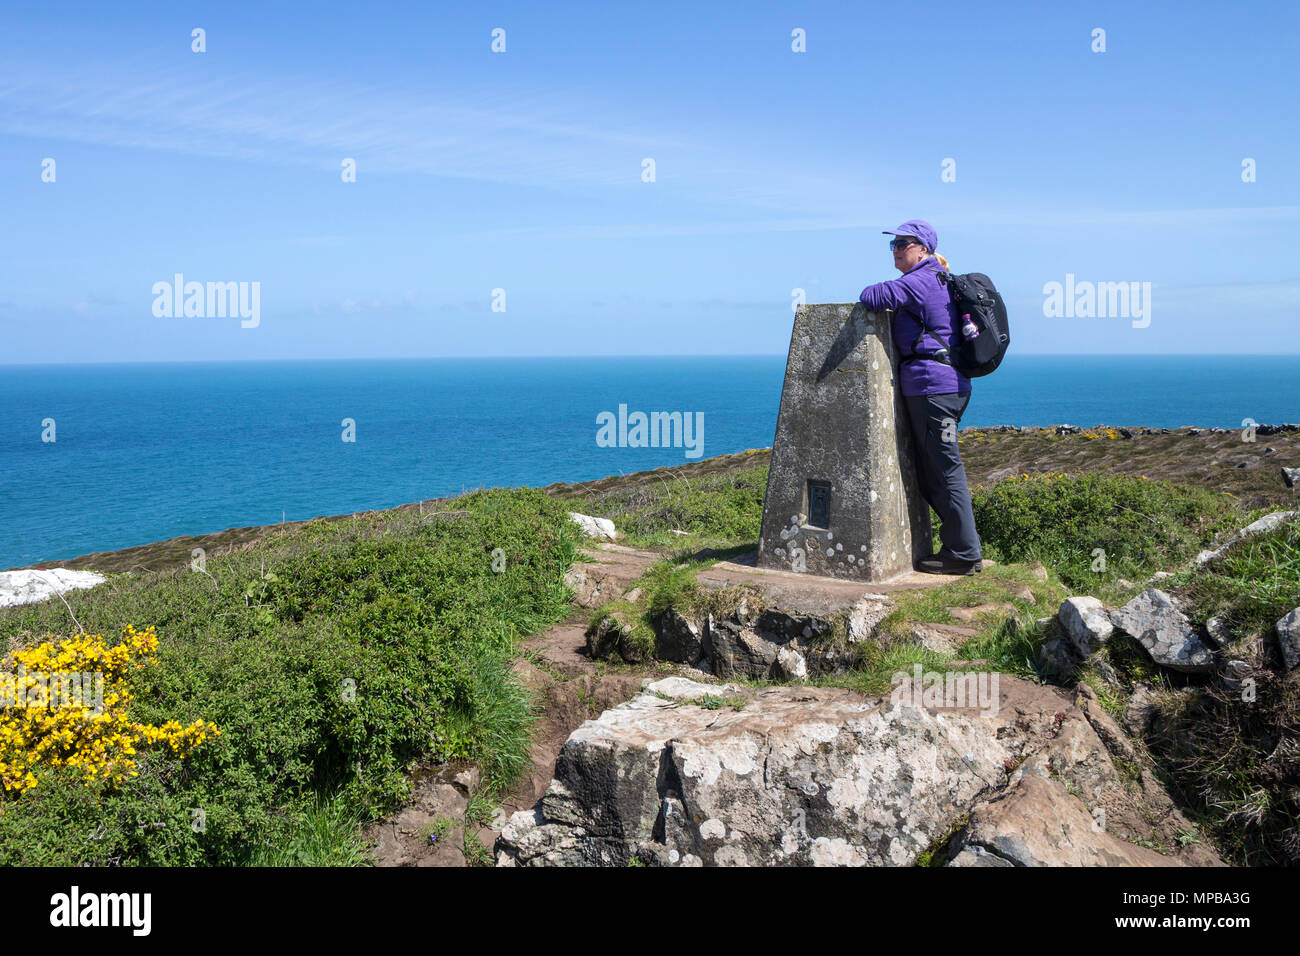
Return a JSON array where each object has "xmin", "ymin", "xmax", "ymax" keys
[{"xmin": 914, "ymin": 554, "xmax": 983, "ymax": 575}]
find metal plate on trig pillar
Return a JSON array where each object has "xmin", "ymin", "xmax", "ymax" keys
[{"xmin": 807, "ymin": 479, "xmax": 831, "ymax": 529}]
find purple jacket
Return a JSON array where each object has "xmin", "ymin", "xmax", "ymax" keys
[{"xmin": 859, "ymin": 255, "xmax": 971, "ymax": 397}]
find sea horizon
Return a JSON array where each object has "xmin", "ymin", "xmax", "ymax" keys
[
  {"xmin": 2, "ymin": 353, "xmax": 1296, "ymax": 570},
  {"xmin": 3, "ymin": 351, "xmax": 1299, "ymax": 369}
]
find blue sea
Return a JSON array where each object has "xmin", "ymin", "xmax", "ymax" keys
[{"xmin": 1, "ymin": 355, "xmax": 1296, "ymax": 570}]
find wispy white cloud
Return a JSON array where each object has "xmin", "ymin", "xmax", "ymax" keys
[
  {"xmin": 0, "ymin": 61, "xmax": 872, "ymax": 213},
  {"xmin": 5, "ymin": 59, "xmax": 1296, "ymax": 241}
]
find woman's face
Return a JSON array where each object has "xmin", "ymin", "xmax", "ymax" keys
[{"xmin": 891, "ymin": 236, "xmax": 930, "ymax": 273}]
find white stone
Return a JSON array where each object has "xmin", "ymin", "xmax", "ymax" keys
[
  {"xmin": 0, "ymin": 568, "xmax": 107, "ymax": 608},
  {"xmin": 567, "ymin": 512, "xmax": 617, "ymax": 540},
  {"xmin": 1058, "ymin": 596, "xmax": 1115, "ymax": 657},
  {"xmin": 777, "ymin": 647, "xmax": 808, "ymax": 680}
]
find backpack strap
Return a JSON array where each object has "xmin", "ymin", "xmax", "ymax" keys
[{"xmin": 904, "ymin": 263, "xmax": 951, "ymax": 366}]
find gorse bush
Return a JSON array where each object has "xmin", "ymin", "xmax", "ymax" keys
[
  {"xmin": 972, "ymin": 473, "xmax": 1241, "ymax": 589},
  {"xmin": 0, "ymin": 487, "xmax": 580, "ymax": 865},
  {"xmin": 1, "ymin": 625, "xmax": 218, "ymax": 794}
]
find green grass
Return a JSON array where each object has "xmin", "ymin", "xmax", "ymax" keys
[
  {"xmin": 0, "ymin": 487, "xmax": 581, "ymax": 866},
  {"xmin": 1174, "ymin": 515, "xmax": 1300, "ymax": 638},
  {"xmin": 570, "ymin": 467, "xmax": 767, "ymax": 549},
  {"xmin": 1135, "ymin": 515, "xmax": 1300, "ymax": 866},
  {"xmin": 246, "ymin": 790, "xmax": 372, "ymax": 867},
  {"xmin": 583, "ymin": 554, "xmax": 760, "ymax": 665},
  {"xmin": 417, "ymin": 815, "xmax": 455, "ymax": 843}
]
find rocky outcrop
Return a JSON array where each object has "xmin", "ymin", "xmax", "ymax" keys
[
  {"xmin": 621, "ymin": 586, "xmax": 893, "ymax": 678},
  {"xmin": 945, "ymin": 775, "xmax": 1171, "ymax": 867},
  {"xmin": 584, "ymin": 609, "xmax": 652, "ymax": 664},
  {"xmin": 496, "ymin": 674, "xmax": 1219, "ymax": 867}
]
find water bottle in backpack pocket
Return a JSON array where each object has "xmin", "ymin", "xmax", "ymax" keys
[{"xmin": 938, "ymin": 271, "xmax": 1010, "ymax": 378}]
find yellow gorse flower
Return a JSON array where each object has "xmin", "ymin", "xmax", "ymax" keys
[
  {"xmin": 0, "ymin": 625, "xmax": 219, "ymax": 795},
  {"xmin": 1003, "ymin": 472, "xmax": 1070, "ymax": 484}
]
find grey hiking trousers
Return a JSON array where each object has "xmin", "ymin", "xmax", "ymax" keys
[{"xmin": 902, "ymin": 391, "xmax": 983, "ymax": 562}]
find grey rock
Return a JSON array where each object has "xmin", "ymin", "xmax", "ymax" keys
[
  {"xmin": 708, "ymin": 621, "xmax": 780, "ymax": 678},
  {"xmin": 1009, "ymin": 585, "xmax": 1037, "ymax": 604},
  {"xmin": 906, "ymin": 621, "xmax": 978, "ymax": 655},
  {"xmin": 654, "ymin": 608, "xmax": 707, "ymax": 665},
  {"xmin": 1276, "ymin": 608, "xmax": 1300, "ymax": 671},
  {"xmin": 1283, "ymin": 467, "xmax": 1300, "ymax": 489},
  {"xmin": 1239, "ymin": 511, "xmax": 1298, "ymax": 536},
  {"xmin": 1219, "ymin": 660, "xmax": 1258, "ymax": 696},
  {"xmin": 1093, "ymin": 657, "xmax": 1121, "ymax": 686},
  {"xmin": 946, "ymin": 845, "xmax": 1015, "ymax": 867},
  {"xmin": 500, "ymin": 676, "xmax": 1026, "ymax": 867},
  {"xmin": 1058, "ymin": 596, "xmax": 1114, "ymax": 657},
  {"xmin": 453, "ymin": 767, "xmax": 480, "ymax": 794},
  {"xmin": 1198, "ymin": 511, "xmax": 1300, "ymax": 565},
  {"xmin": 1203, "ymin": 616, "xmax": 1233, "ymax": 648},
  {"xmin": 585, "ymin": 610, "xmax": 649, "ymax": 664},
  {"xmin": 1123, "ymin": 684, "xmax": 1157, "ymax": 736},
  {"xmin": 1111, "ymin": 589, "xmax": 1214, "ymax": 673},
  {"xmin": 1025, "ymin": 562, "xmax": 1050, "ymax": 582},
  {"xmin": 1038, "ymin": 635, "xmax": 1080, "ymax": 678},
  {"xmin": 848, "ymin": 594, "xmax": 892, "ymax": 643}
]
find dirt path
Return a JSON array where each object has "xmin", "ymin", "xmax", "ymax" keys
[
  {"xmin": 368, "ymin": 539, "xmax": 1042, "ymax": 866},
  {"xmin": 367, "ymin": 542, "xmax": 668, "ymax": 866}
]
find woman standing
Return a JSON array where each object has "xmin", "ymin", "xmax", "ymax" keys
[{"xmin": 858, "ymin": 219, "xmax": 983, "ymax": 575}]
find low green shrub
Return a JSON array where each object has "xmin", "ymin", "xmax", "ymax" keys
[
  {"xmin": 972, "ymin": 473, "xmax": 1240, "ymax": 590},
  {"xmin": 0, "ymin": 487, "xmax": 578, "ymax": 865}
]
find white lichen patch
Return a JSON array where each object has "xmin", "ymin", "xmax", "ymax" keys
[
  {"xmin": 811, "ymin": 837, "xmax": 868, "ymax": 866},
  {"xmin": 714, "ymin": 844, "xmax": 748, "ymax": 866},
  {"xmin": 700, "ymin": 818, "xmax": 726, "ymax": 840}
]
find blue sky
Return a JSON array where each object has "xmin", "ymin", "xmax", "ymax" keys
[{"xmin": 1, "ymin": 0, "xmax": 1296, "ymax": 363}]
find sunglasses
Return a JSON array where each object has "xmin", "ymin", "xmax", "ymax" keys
[{"xmin": 889, "ymin": 238, "xmax": 921, "ymax": 252}]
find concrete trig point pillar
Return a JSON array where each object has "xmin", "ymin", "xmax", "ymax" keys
[{"xmin": 757, "ymin": 303, "xmax": 931, "ymax": 581}]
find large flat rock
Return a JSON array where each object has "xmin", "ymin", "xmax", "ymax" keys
[{"xmin": 496, "ymin": 674, "xmax": 1218, "ymax": 867}]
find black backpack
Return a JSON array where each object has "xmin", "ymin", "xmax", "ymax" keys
[{"xmin": 903, "ymin": 270, "xmax": 1010, "ymax": 378}]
